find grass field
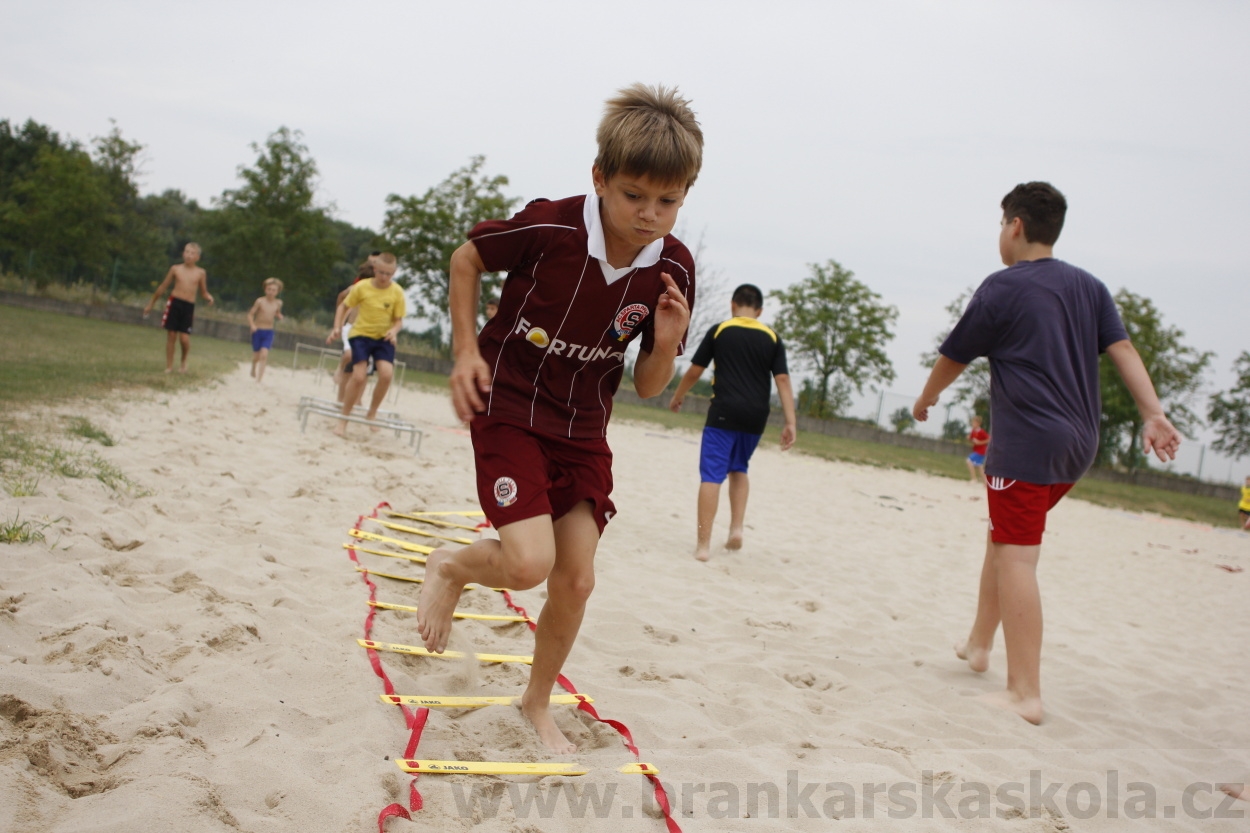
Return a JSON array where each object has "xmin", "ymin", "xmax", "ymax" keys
[{"xmin": 1, "ymin": 303, "xmax": 1240, "ymax": 528}]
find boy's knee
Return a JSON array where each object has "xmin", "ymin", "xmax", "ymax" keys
[
  {"xmin": 505, "ymin": 553, "xmax": 554, "ymax": 590},
  {"xmin": 551, "ymin": 570, "xmax": 595, "ymax": 603}
]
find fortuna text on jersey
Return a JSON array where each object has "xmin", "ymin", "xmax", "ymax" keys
[{"xmin": 514, "ymin": 316, "xmax": 633, "ymax": 363}]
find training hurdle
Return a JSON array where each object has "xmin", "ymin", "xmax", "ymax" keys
[
  {"xmin": 298, "ymin": 403, "xmax": 423, "ymax": 453},
  {"xmin": 290, "ymin": 342, "xmax": 406, "ymax": 404},
  {"xmin": 344, "ymin": 505, "xmax": 681, "ymax": 831}
]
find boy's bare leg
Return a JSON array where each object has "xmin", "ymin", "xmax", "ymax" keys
[
  {"xmin": 164, "ymin": 331, "xmax": 177, "ymax": 373},
  {"xmin": 365, "ymin": 361, "xmax": 394, "ymax": 429},
  {"xmin": 966, "ymin": 458, "xmax": 979, "ymax": 482},
  {"xmin": 256, "ymin": 348, "xmax": 269, "ymax": 382},
  {"xmin": 956, "ymin": 531, "xmax": 998, "ymax": 673},
  {"xmin": 417, "ymin": 515, "xmax": 556, "ymax": 654},
  {"xmin": 178, "ymin": 333, "xmax": 190, "ymax": 372},
  {"xmin": 695, "ymin": 482, "xmax": 720, "ymax": 561},
  {"xmin": 726, "ymin": 471, "xmax": 749, "ymax": 549},
  {"xmin": 334, "ymin": 354, "xmax": 351, "ymax": 402},
  {"xmin": 336, "ymin": 364, "xmax": 368, "ymax": 436},
  {"xmin": 979, "ymin": 541, "xmax": 1044, "ymax": 725},
  {"xmin": 250, "ymin": 351, "xmax": 259, "ymax": 378},
  {"xmin": 521, "ymin": 501, "xmax": 599, "ymax": 754}
]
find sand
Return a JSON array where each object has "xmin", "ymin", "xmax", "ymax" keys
[{"xmin": 1, "ymin": 363, "xmax": 1247, "ymax": 832}]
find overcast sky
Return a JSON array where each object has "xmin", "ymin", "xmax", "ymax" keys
[{"xmin": 3, "ymin": 1, "xmax": 1247, "ymax": 417}]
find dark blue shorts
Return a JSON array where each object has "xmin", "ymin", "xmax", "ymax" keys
[
  {"xmin": 968, "ymin": 452, "xmax": 986, "ymax": 466},
  {"xmin": 348, "ymin": 336, "xmax": 395, "ymax": 367},
  {"xmin": 251, "ymin": 329, "xmax": 274, "ymax": 351},
  {"xmin": 699, "ymin": 426, "xmax": 762, "ymax": 484}
]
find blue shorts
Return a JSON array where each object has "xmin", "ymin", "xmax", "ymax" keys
[
  {"xmin": 968, "ymin": 452, "xmax": 986, "ymax": 466},
  {"xmin": 349, "ymin": 336, "xmax": 395, "ymax": 367},
  {"xmin": 251, "ymin": 329, "xmax": 274, "ymax": 351},
  {"xmin": 699, "ymin": 426, "xmax": 762, "ymax": 484}
]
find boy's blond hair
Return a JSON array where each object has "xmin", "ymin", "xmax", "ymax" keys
[
  {"xmin": 375, "ymin": 252, "xmax": 398, "ymax": 268},
  {"xmin": 184, "ymin": 242, "xmax": 201, "ymax": 253},
  {"xmin": 263, "ymin": 277, "xmax": 283, "ymax": 292},
  {"xmin": 595, "ymin": 83, "xmax": 703, "ymax": 189}
]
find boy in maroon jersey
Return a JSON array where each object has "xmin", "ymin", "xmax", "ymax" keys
[{"xmin": 418, "ymin": 84, "xmax": 702, "ymax": 753}]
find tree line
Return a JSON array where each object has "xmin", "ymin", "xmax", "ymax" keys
[{"xmin": 2, "ymin": 117, "xmax": 1245, "ymax": 465}]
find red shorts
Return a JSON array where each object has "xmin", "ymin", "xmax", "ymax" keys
[
  {"xmin": 470, "ymin": 416, "xmax": 616, "ymax": 535},
  {"xmin": 985, "ymin": 477, "xmax": 1074, "ymax": 546}
]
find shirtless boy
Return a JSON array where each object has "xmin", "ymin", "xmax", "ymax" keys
[
  {"xmin": 248, "ymin": 277, "xmax": 284, "ymax": 382},
  {"xmin": 418, "ymin": 83, "xmax": 702, "ymax": 753},
  {"xmin": 143, "ymin": 243, "xmax": 214, "ymax": 373}
]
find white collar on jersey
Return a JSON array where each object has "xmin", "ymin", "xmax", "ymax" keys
[{"xmin": 583, "ymin": 193, "xmax": 665, "ymax": 285}]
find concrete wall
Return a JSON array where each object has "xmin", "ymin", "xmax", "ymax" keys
[{"xmin": 4, "ymin": 290, "xmax": 1238, "ymax": 503}]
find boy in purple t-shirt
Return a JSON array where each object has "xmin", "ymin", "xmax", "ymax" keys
[
  {"xmin": 913, "ymin": 182, "xmax": 1181, "ymax": 725},
  {"xmin": 416, "ymin": 84, "xmax": 702, "ymax": 754}
]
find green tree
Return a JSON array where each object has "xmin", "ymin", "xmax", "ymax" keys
[
  {"xmin": 890, "ymin": 406, "xmax": 915, "ymax": 434},
  {"xmin": 195, "ymin": 127, "xmax": 343, "ymax": 314},
  {"xmin": 1098, "ymin": 289, "xmax": 1213, "ymax": 468},
  {"xmin": 92, "ymin": 122, "xmax": 166, "ymax": 290},
  {"xmin": 2, "ymin": 142, "xmax": 114, "ymax": 285},
  {"xmin": 920, "ymin": 285, "xmax": 991, "ymax": 422},
  {"xmin": 942, "ymin": 419, "xmax": 967, "ymax": 441},
  {"xmin": 770, "ymin": 260, "xmax": 898, "ymax": 417},
  {"xmin": 383, "ymin": 155, "xmax": 519, "ymax": 323},
  {"xmin": 1207, "ymin": 352, "xmax": 1250, "ymax": 459}
]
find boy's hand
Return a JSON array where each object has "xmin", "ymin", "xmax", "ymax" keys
[
  {"xmin": 668, "ymin": 393, "xmax": 683, "ymax": 413},
  {"xmin": 651, "ymin": 272, "xmax": 690, "ymax": 353},
  {"xmin": 912, "ymin": 394, "xmax": 938, "ymax": 422},
  {"xmin": 780, "ymin": 424, "xmax": 796, "ymax": 451},
  {"xmin": 450, "ymin": 351, "xmax": 492, "ymax": 422},
  {"xmin": 1140, "ymin": 413, "xmax": 1181, "ymax": 462},
  {"xmin": 325, "ymin": 329, "xmax": 339, "ymax": 346},
  {"xmin": 205, "ymin": 294, "xmax": 215, "ymax": 306}
]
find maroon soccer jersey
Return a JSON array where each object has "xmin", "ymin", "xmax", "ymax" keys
[{"xmin": 469, "ymin": 194, "xmax": 696, "ymax": 439}]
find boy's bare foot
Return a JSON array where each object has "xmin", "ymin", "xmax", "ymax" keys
[
  {"xmin": 332, "ymin": 421, "xmax": 347, "ymax": 438},
  {"xmin": 955, "ymin": 641, "xmax": 990, "ymax": 673},
  {"xmin": 163, "ymin": 368, "xmax": 172, "ymax": 374},
  {"xmin": 520, "ymin": 690, "xmax": 577, "ymax": 754},
  {"xmin": 978, "ymin": 689, "xmax": 1043, "ymax": 725},
  {"xmin": 250, "ymin": 365, "xmax": 256, "ymax": 377},
  {"xmin": 178, "ymin": 366, "xmax": 187, "ymax": 374},
  {"xmin": 693, "ymin": 545, "xmax": 710, "ymax": 562},
  {"xmin": 1218, "ymin": 781, "xmax": 1246, "ymax": 801},
  {"xmin": 416, "ymin": 549, "xmax": 463, "ymax": 653},
  {"xmin": 725, "ymin": 528, "xmax": 744, "ymax": 550}
]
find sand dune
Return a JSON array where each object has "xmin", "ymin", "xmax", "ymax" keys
[{"xmin": 1, "ymin": 364, "xmax": 1247, "ymax": 832}]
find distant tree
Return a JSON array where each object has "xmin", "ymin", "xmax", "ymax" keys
[
  {"xmin": 92, "ymin": 122, "xmax": 166, "ymax": 286},
  {"xmin": 1098, "ymin": 289, "xmax": 1213, "ymax": 468},
  {"xmin": 920, "ymin": 285, "xmax": 991, "ymax": 416},
  {"xmin": 383, "ymin": 155, "xmax": 519, "ymax": 324},
  {"xmin": 1208, "ymin": 352, "xmax": 1250, "ymax": 459},
  {"xmin": 195, "ymin": 127, "xmax": 343, "ymax": 313},
  {"xmin": 942, "ymin": 419, "xmax": 967, "ymax": 441},
  {"xmin": 2, "ymin": 142, "xmax": 114, "ymax": 285},
  {"xmin": 770, "ymin": 260, "xmax": 897, "ymax": 417},
  {"xmin": 890, "ymin": 406, "xmax": 915, "ymax": 434}
]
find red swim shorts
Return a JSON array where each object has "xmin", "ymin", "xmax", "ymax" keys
[
  {"xmin": 985, "ymin": 477, "xmax": 1074, "ymax": 546},
  {"xmin": 470, "ymin": 416, "xmax": 616, "ymax": 535}
]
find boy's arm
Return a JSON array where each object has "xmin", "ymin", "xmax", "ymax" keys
[
  {"xmin": 384, "ymin": 308, "xmax": 404, "ymax": 345},
  {"xmin": 1106, "ymin": 339, "xmax": 1182, "ymax": 461},
  {"xmin": 247, "ymin": 299, "xmax": 260, "ymax": 331},
  {"xmin": 143, "ymin": 268, "xmax": 175, "ymax": 316},
  {"xmin": 199, "ymin": 270, "xmax": 214, "ymax": 305},
  {"xmin": 667, "ymin": 363, "xmax": 706, "ymax": 412},
  {"xmin": 774, "ymin": 372, "xmax": 797, "ymax": 451},
  {"xmin": 913, "ymin": 355, "xmax": 968, "ymax": 422},
  {"xmin": 448, "ymin": 241, "xmax": 492, "ymax": 421},
  {"xmin": 633, "ymin": 273, "xmax": 691, "ymax": 399},
  {"xmin": 276, "ymin": 299, "xmax": 283, "ymax": 321},
  {"xmin": 326, "ymin": 302, "xmax": 349, "ymax": 345}
]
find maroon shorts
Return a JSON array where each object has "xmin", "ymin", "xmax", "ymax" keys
[
  {"xmin": 985, "ymin": 477, "xmax": 1074, "ymax": 546},
  {"xmin": 470, "ymin": 416, "xmax": 616, "ymax": 535}
]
